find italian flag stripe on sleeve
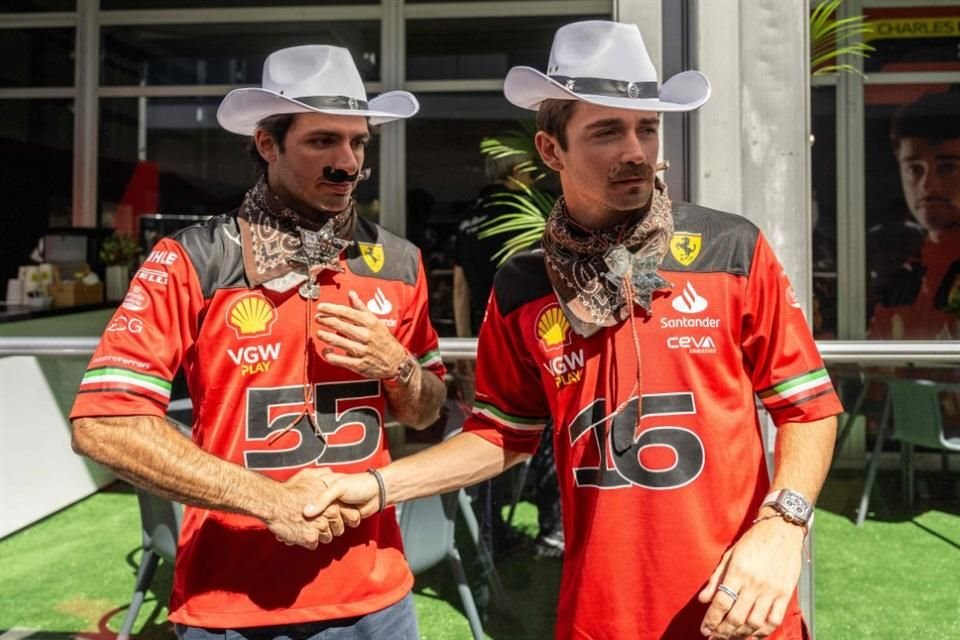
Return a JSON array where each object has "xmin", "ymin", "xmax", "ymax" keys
[
  {"xmin": 78, "ymin": 366, "xmax": 172, "ymax": 405},
  {"xmin": 757, "ymin": 368, "xmax": 834, "ymax": 409},
  {"xmin": 473, "ymin": 400, "xmax": 548, "ymax": 432},
  {"xmin": 417, "ymin": 349, "xmax": 443, "ymax": 369}
]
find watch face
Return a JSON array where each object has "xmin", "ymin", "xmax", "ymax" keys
[
  {"xmin": 783, "ymin": 494, "xmax": 805, "ymax": 515},
  {"xmin": 776, "ymin": 490, "xmax": 811, "ymax": 524},
  {"xmin": 397, "ymin": 356, "xmax": 417, "ymax": 384}
]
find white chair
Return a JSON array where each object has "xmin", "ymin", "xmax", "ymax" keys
[
  {"xmin": 857, "ymin": 379, "xmax": 960, "ymax": 526},
  {"xmin": 116, "ymin": 487, "xmax": 182, "ymax": 640}
]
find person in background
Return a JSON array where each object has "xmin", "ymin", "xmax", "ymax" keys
[
  {"xmin": 70, "ymin": 45, "xmax": 446, "ymax": 640},
  {"xmin": 309, "ymin": 21, "xmax": 841, "ymax": 640},
  {"xmin": 453, "ymin": 148, "xmax": 564, "ymax": 559},
  {"xmin": 454, "ymin": 150, "xmax": 534, "ymax": 339},
  {"xmin": 868, "ymin": 88, "xmax": 960, "ymax": 439},
  {"xmin": 869, "ymin": 88, "xmax": 960, "ymax": 341}
]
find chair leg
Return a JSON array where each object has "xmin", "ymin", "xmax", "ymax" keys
[
  {"xmin": 448, "ymin": 549, "xmax": 486, "ymax": 640},
  {"xmin": 834, "ymin": 382, "xmax": 870, "ymax": 464},
  {"xmin": 457, "ymin": 490, "xmax": 509, "ymax": 613},
  {"xmin": 117, "ymin": 548, "xmax": 160, "ymax": 640},
  {"xmin": 857, "ymin": 394, "xmax": 891, "ymax": 526},
  {"xmin": 904, "ymin": 443, "xmax": 915, "ymax": 507},
  {"xmin": 504, "ymin": 462, "xmax": 530, "ymax": 528}
]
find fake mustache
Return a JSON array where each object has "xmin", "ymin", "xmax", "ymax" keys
[
  {"xmin": 608, "ymin": 162, "xmax": 655, "ymax": 182},
  {"xmin": 323, "ymin": 167, "xmax": 373, "ymax": 183},
  {"xmin": 608, "ymin": 161, "xmax": 670, "ymax": 181}
]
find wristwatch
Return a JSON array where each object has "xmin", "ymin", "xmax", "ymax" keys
[
  {"xmin": 383, "ymin": 352, "xmax": 418, "ymax": 389},
  {"xmin": 762, "ymin": 489, "xmax": 814, "ymax": 528}
]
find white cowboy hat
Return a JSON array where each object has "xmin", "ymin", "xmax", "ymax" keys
[
  {"xmin": 217, "ymin": 45, "xmax": 419, "ymax": 134},
  {"xmin": 504, "ymin": 20, "xmax": 710, "ymax": 113}
]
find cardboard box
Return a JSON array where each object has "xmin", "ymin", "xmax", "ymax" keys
[
  {"xmin": 50, "ymin": 263, "xmax": 104, "ymax": 308},
  {"xmin": 51, "ymin": 281, "xmax": 104, "ymax": 308}
]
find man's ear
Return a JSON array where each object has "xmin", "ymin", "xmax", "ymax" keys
[
  {"xmin": 535, "ymin": 130, "xmax": 564, "ymax": 172},
  {"xmin": 254, "ymin": 129, "xmax": 279, "ymax": 164}
]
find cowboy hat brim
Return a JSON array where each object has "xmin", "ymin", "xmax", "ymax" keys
[
  {"xmin": 503, "ymin": 66, "xmax": 710, "ymax": 113},
  {"xmin": 217, "ymin": 87, "xmax": 420, "ymax": 134}
]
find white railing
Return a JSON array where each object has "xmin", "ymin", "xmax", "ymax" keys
[{"xmin": 1, "ymin": 336, "xmax": 959, "ymax": 364}]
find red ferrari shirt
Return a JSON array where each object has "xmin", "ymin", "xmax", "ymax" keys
[
  {"xmin": 464, "ymin": 204, "xmax": 843, "ymax": 640},
  {"xmin": 869, "ymin": 229, "xmax": 960, "ymax": 340},
  {"xmin": 71, "ymin": 214, "xmax": 445, "ymax": 628}
]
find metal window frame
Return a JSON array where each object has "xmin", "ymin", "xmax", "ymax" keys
[
  {"xmin": 97, "ymin": 6, "xmax": 381, "ymax": 25},
  {"xmin": 0, "ymin": 87, "xmax": 75, "ymax": 98},
  {"xmin": 0, "ymin": 12, "xmax": 75, "ymax": 28},
  {"xmin": 0, "ymin": 0, "xmax": 616, "ymax": 236},
  {"xmin": 404, "ymin": 1, "xmax": 610, "ymax": 20},
  {"xmin": 863, "ymin": 0, "xmax": 959, "ymax": 7}
]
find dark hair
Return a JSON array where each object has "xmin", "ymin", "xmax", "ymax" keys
[
  {"xmin": 484, "ymin": 151, "xmax": 531, "ymax": 182},
  {"xmin": 536, "ymin": 99, "xmax": 579, "ymax": 151},
  {"xmin": 890, "ymin": 88, "xmax": 960, "ymax": 151},
  {"xmin": 246, "ymin": 113, "xmax": 297, "ymax": 174}
]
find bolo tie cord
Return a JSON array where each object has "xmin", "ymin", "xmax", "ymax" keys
[
  {"xmin": 268, "ymin": 279, "xmax": 321, "ymax": 444},
  {"xmin": 608, "ymin": 223, "xmax": 645, "ymax": 440}
]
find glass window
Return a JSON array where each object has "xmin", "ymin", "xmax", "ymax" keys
[
  {"xmin": 863, "ymin": 6, "xmax": 960, "ymax": 73},
  {"xmin": 98, "ymin": 97, "xmax": 379, "ymax": 231},
  {"xmin": 101, "ymin": 22, "xmax": 380, "ymax": 85},
  {"xmin": 0, "ymin": 0, "xmax": 73, "ymax": 11},
  {"xmin": 0, "ymin": 99, "xmax": 73, "ymax": 282},
  {"xmin": 406, "ymin": 14, "xmax": 607, "ymax": 81},
  {"xmin": 103, "ymin": 0, "xmax": 375, "ymax": 7},
  {"xmin": 863, "ymin": 83, "xmax": 960, "ymax": 341},
  {"xmin": 406, "ymin": 92, "xmax": 542, "ymax": 334},
  {"xmin": 0, "ymin": 29, "xmax": 74, "ymax": 87},
  {"xmin": 812, "ymin": 86, "xmax": 838, "ymax": 340}
]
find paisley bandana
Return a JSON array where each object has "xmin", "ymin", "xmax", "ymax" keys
[
  {"xmin": 237, "ymin": 177, "xmax": 355, "ymax": 293},
  {"xmin": 542, "ymin": 178, "xmax": 674, "ymax": 337}
]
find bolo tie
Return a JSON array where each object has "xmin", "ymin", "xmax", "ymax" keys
[
  {"xmin": 268, "ymin": 219, "xmax": 351, "ymax": 444},
  {"xmin": 602, "ymin": 236, "xmax": 671, "ymax": 452}
]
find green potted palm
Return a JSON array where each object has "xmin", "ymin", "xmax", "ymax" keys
[
  {"xmin": 100, "ymin": 231, "xmax": 141, "ymax": 301},
  {"xmin": 476, "ymin": 122, "xmax": 555, "ymax": 266},
  {"xmin": 810, "ymin": 0, "xmax": 874, "ymax": 77}
]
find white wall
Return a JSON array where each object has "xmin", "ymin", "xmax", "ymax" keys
[{"xmin": 0, "ymin": 356, "xmax": 114, "ymax": 538}]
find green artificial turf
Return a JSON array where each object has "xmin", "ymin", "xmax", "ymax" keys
[
  {"xmin": 1, "ymin": 469, "xmax": 957, "ymax": 639},
  {"xmin": 0, "ymin": 484, "xmax": 555, "ymax": 640},
  {"xmin": 812, "ymin": 469, "xmax": 960, "ymax": 639}
]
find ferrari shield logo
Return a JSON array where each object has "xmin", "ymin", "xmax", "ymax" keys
[
  {"xmin": 358, "ymin": 243, "xmax": 384, "ymax": 273},
  {"xmin": 670, "ymin": 233, "xmax": 702, "ymax": 266}
]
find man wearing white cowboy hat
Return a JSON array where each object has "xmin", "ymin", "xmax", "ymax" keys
[
  {"xmin": 308, "ymin": 20, "xmax": 841, "ymax": 640},
  {"xmin": 71, "ymin": 44, "xmax": 446, "ymax": 639}
]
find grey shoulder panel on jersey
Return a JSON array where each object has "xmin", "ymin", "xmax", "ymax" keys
[
  {"xmin": 493, "ymin": 249, "xmax": 555, "ymax": 317},
  {"xmin": 345, "ymin": 217, "xmax": 420, "ymax": 286},
  {"xmin": 662, "ymin": 202, "xmax": 760, "ymax": 276},
  {"xmin": 169, "ymin": 212, "xmax": 247, "ymax": 299}
]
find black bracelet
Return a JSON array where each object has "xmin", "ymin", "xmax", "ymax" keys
[{"xmin": 367, "ymin": 467, "xmax": 386, "ymax": 513}]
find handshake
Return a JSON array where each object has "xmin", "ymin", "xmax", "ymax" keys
[{"xmin": 264, "ymin": 467, "xmax": 384, "ymax": 549}]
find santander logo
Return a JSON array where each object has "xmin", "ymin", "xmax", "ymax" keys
[
  {"xmin": 671, "ymin": 281, "xmax": 708, "ymax": 314},
  {"xmin": 367, "ymin": 288, "xmax": 393, "ymax": 315}
]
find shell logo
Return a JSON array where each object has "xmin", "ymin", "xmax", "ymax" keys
[
  {"xmin": 536, "ymin": 304, "xmax": 571, "ymax": 351},
  {"xmin": 226, "ymin": 294, "xmax": 277, "ymax": 339}
]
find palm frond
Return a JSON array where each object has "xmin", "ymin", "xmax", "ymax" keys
[
  {"xmin": 475, "ymin": 122, "xmax": 555, "ymax": 265},
  {"xmin": 810, "ymin": 0, "xmax": 874, "ymax": 77}
]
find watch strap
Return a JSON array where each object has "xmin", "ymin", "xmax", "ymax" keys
[{"xmin": 383, "ymin": 351, "xmax": 417, "ymax": 388}]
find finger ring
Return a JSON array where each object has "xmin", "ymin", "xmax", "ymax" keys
[{"xmin": 717, "ymin": 584, "xmax": 739, "ymax": 602}]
